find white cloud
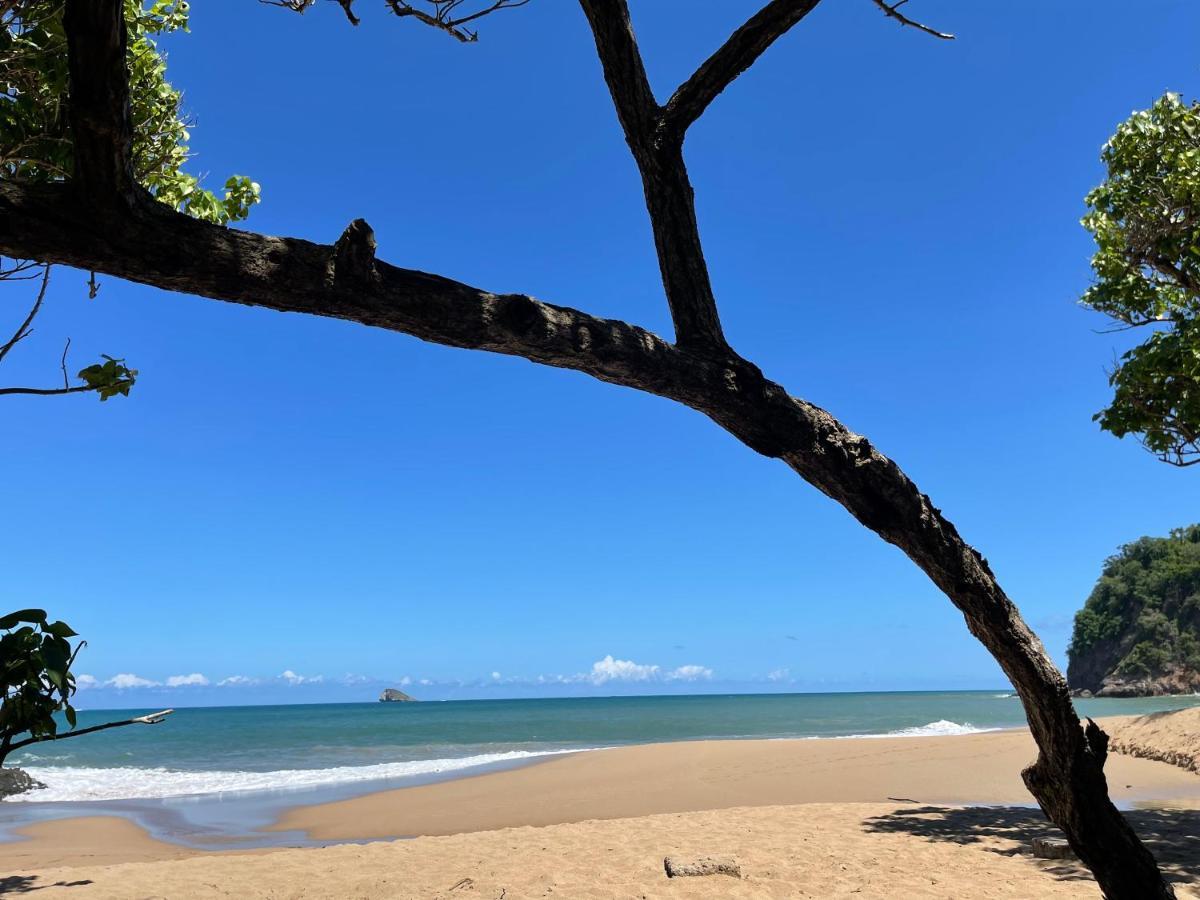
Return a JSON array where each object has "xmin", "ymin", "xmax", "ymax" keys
[
  {"xmin": 218, "ymin": 675, "xmax": 258, "ymax": 687},
  {"xmin": 767, "ymin": 667, "xmax": 791, "ymax": 682},
  {"xmin": 107, "ymin": 673, "xmax": 158, "ymax": 689},
  {"xmin": 666, "ymin": 664, "xmax": 713, "ymax": 682},
  {"xmin": 399, "ymin": 676, "xmax": 412, "ymax": 686},
  {"xmin": 418, "ymin": 678, "xmax": 432, "ymax": 686},
  {"xmin": 280, "ymin": 669, "xmax": 323, "ymax": 686},
  {"xmin": 491, "ymin": 671, "xmax": 502, "ymax": 680},
  {"xmin": 75, "ymin": 674, "xmax": 98, "ymax": 689},
  {"xmin": 588, "ymin": 655, "xmax": 660, "ymax": 685},
  {"xmin": 341, "ymin": 673, "xmax": 372, "ymax": 685},
  {"xmin": 166, "ymin": 673, "xmax": 209, "ymax": 687}
]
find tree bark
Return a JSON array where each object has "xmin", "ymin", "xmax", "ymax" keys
[{"xmin": 0, "ymin": 1, "xmax": 1174, "ymax": 895}]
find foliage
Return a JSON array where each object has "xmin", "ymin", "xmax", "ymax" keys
[
  {"xmin": 1067, "ymin": 525, "xmax": 1200, "ymax": 680},
  {"xmin": 1, "ymin": 0, "xmax": 260, "ymax": 223},
  {"xmin": 77, "ymin": 353, "xmax": 137, "ymax": 399},
  {"xmin": 0, "ymin": 608, "xmax": 81, "ymax": 761},
  {"xmin": 1, "ymin": 0, "xmax": 259, "ymax": 400},
  {"xmin": 1082, "ymin": 93, "xmax": 1200, "ymax": 466}
]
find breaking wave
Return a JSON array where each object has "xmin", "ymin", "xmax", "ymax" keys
[{"xmin": 14, "ymin": 748, "xmax": 583, "ymax": 803}]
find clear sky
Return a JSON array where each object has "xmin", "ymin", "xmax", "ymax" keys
[{"xmin": 5, "ymin": 0, "xmax": 1200, "ymax": 708}]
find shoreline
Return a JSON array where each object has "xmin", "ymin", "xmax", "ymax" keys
[
  {"xmin": 2, "ymin": 721, "xmax": 1198, "ymax": 866},
  {"xmin": 3, "ymin": 722, "xmax": 1199, "ymax": 897}
]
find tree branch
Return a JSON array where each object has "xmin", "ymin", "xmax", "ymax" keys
[
  {"xmin": 576, "ymin": 0, "xmax": 660, "ymax": 155},
  {"xmin": 385, "ymin": 0, "xmax": 531, "ymax": 42},
  {"xmin": 0, "ymin": 384, "xmax": 95, "ymax": 397},
  {"xmin": 7, "ymin": 709, "xmax": 173, "ymax": 755},
  {"xmin": 64, "ymin": 0, "xmax": 136, "ymax": 205},
  {"xmin": 661, "ymin": 0, "xmax": 822, "ymax": 139},
  {"xmin": 0, "ymin": 263, "xmax": 50, "ymax": 366},
  {"xmin": 578, "ymin": 0, "xmax": 727, "ymax": 352},
  {"xmin": 869, "ymin": 0, "xmax": 954, "ymax": 40},
  {"xmin": 5, "ymin": 2, "xmax": 1175, "ymax": 893}
]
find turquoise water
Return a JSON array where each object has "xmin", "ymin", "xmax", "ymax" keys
[{"xmin": 10, "ymin": 691, "xmax": 1200, "ymax": 803}]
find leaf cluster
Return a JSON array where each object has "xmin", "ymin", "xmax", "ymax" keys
[
  {"xmin": 77, "ymin": 353, "xmax": 136, "ymax": 399},
  {"xmin": 0, "ymin": 608, "xmax": 82, "ymax": 752},
  {"xmin": 1082, "ymin": 93, "xmax": 1200, "ymax": 466},
  {"xmin": 1067, "ymin": 525, "xmax": 1200, "ymax": 679}
]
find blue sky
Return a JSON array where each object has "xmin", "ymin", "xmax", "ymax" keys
[{"xmin": 5, "ymin": 1, "xmax": 1200, "ymax": 708}]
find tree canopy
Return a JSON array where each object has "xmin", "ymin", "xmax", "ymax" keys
[
  {"xmin": 0, "ymin": 0, "xmax": 258, "ymax": 400},
  {"xmin": 1083, "ymin": 93, "xmax": 1200, "ymax": 467},
  {"xmin": 1068, "ymin": 525, "xmax": 1200, "ymax": 692}
]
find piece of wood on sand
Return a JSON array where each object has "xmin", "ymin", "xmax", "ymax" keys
[
  {"xmin": 664, "ymin": 856, "xmax": 742, "ymax": 878},
  {"xmin": 1032, "ymin": 837, "xmax": 1076, "ymax": 859}
]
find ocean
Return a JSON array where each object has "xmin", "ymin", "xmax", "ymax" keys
[
  {"xmin": 4, "ymin": 691, "xmax": 1199, "ymax": 848},
  {"xmin": 10, "ymin": 691, "xmax": 1200, "ymax": 802}
]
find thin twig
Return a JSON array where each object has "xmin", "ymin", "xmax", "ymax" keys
[
  {"xmin": 870, "ymin": 0, "xmax": 953, "ymax": 39},
  {"xmin": 0, "ymin": 384, "xmax": 94, "ymax": 397},
  {"xmin": 385, "ymin": 0, "xmax": 529, "ymax": 42},
  {"xmin": 60, "ymin": 336, "xmax": 71, "ymax": 389},
  {"xmin": 0, "ymin": 263, "xmax": 50, "ymax": 365}
]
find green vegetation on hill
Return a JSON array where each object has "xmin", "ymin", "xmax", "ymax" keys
[{"xmin": 1067, "ymin": 525, "xmax": 1200, "ymax": 694}]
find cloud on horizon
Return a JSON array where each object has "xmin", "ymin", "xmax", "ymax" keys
[
  {"xmin": 107, "ymin": 673, "xmax": 158, "ymax": 689},
  {"xmin": 280, "ymin": 669, "xmax": 323, "ymax": 686},
  {"xmin": 166, "ymin": 673, "xmax": 209, "ymax": 687},
  {"xmin": 68, "ymin": 654, "xmax": 716, "ymax": 696}
]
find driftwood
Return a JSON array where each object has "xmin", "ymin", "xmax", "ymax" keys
[
  {"xmin": 1, "ymin": 709, "xmax": 173, "ymax": 765},
  {"xmin": 663, "ymin": 856, "xmax": 742, "ymax": 878},
  {"xmin": 1033, "ymin": 837, "xmax": 1077, "ymax": 860}
]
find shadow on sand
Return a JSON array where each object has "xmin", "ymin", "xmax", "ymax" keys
[
  {"xmin": 863, "ymin": 805, "xmax": 1200, "ymax": 886},
  {"xmin": 0, "ymin": 876, "xmax": 94, "ymax": 894}
]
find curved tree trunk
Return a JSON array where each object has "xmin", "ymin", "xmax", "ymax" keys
[{"xmin": 0, "ymin": 1, "xmax": 1175, "ymax": 895}]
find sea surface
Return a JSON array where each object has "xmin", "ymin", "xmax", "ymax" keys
[{"xmin": 3, "ymin": 691, "xmax": 1199, "ymax": 848}]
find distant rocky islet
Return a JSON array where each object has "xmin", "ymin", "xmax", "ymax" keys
[{"xmin": 378, "ymin": 688, "xmax": 417, "ymax": 703}]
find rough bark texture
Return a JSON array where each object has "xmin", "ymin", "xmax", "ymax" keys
[
  {"xmin": 0, "ymin": 1, "xmax": 1175, "ymax": 896},
  {"xmin": 63, "ymin": 0, "xmax": 135, "ymax": 205}
]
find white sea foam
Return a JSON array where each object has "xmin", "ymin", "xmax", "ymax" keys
[
  {"xmin": 878, "ymin": 719, "xmax": 1000, "ymax": 738},
  {"xmin": 15, "ymin": 749, "xmax": 583, "ymax": 803}
]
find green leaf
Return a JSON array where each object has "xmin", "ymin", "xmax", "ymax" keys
[
  {"xmin": 45, "ymin": 620, "xmax": 78, "ymax": 638},
  {"xmin": 0, "ymin": 609, "xmax": 47, "ymax": 630}
]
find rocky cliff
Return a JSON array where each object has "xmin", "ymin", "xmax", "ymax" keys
[{"xmin": 1067, "ymin": 525, "xmax": 1200, "ymax": 697}]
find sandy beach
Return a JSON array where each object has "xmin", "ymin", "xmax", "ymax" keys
[{"xmin": 3, "ymin": 718, "xmax": 1199, "ymax": 898}]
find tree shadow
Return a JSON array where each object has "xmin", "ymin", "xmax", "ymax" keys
[
  {"xmin": 0, "ymin": 875, "xmax": 94, "ymax": 894},
  {"xmin": 862, "ymin": 805, "xmax": 1200, "ymax": 885}
]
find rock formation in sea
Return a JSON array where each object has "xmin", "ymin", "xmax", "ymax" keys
[
  {"xmin": 0, "ymin": 767, "xmax": 45, "ymax": 800},
  {"xmin": 378, "ymin": 688, "xmax": 417, "ymax": 702},
  {"xmin": 1067, "ymin": 525, "xmax": 1200, "ymax": 697}
]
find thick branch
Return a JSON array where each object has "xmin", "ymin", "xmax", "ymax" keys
[
  {"xmin": 64, "ymin": 0, "xmax": 135, "ymax": 205},
  {"xmin": 661, "ymin": 0, "xmax": 822, "ymax": 138},
  {"xmin": 16, "ymin": 2, "xmax": 1173, "ymax": 893},
  {"xmin": 6, "ymin": 709, "xmax": 173, "ymax": 755},
  {"xmin": 576, "ymin": 0, "xmax": 660, "ymax": 155},
  {"xmin": 0, "ymin": 179, "xmax": 1173, "ymax": 896},
  {"xmin": 578, "ymin": 0, "xmax": 726, "ymax": 352}
]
